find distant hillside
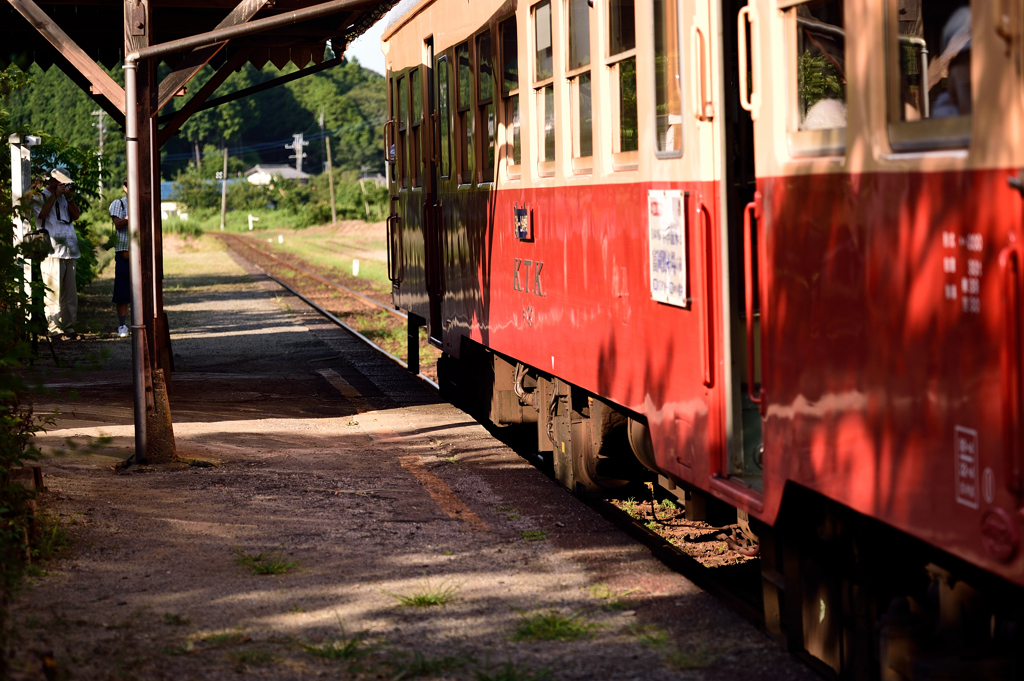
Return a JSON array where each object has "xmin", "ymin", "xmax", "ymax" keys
[{"xmin": 4, "ymin": 57, "xmax": 386, "ymax": 182}]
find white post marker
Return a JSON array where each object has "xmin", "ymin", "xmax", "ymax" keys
[
  {"xmin": 248, "ymin": 214, "xmax": 260, "ymax": 231},
  {"xmin": 352, "ymin": 259, "xmax": 360, "ymax": 276},
  {"xmin": 278, "ymin": 235, "xmax": 283, "ymax": 244},
  {"xmin": 8, "ymin": 134, "xmax": 41, "ymax": 298}
]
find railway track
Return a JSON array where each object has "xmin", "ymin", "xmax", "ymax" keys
[
  {"xmin": 219, "ymin": 232, "xmax": 439, "ymax": 388},
  {"xmin": 221, "ymin": 230, "xmax": 774, "ymax": 650}
]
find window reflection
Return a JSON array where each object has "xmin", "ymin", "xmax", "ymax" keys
[
  {"xmin": 895, "ymin": 1, "xmax": 972, "ymax": 121},
  {"xmin": 535, "ymin": 1, "xmax": 553, "ymax": 80},
  {"xmin": 796, "ymin": 0, "xmax": 846, "ymax": 131},
  {"xmin": 654, "ymin": 0, "xmax": 682, "ymax": 153}
]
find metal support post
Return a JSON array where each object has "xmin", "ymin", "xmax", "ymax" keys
[
  {"xmin": 219, "ymin": 146, "xmax": 228, "ymax": 231},
  {"xmin": 124, "ymin": 60, "xmax": 148, "ymax": 462}
]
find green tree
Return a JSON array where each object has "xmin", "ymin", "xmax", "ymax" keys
[{"xmin": 176, "ymin": 67, "xmax": 255, "ymax": 170}]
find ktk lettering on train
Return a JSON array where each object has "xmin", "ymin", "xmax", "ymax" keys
[{"xmin": 513, "ymin": 258, "xmax": 544, "ymax": 296}]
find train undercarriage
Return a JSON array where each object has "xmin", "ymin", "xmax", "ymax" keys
[{"xmin": 437, "ymin": 339, "xmax": 1024, "ymax": 681}]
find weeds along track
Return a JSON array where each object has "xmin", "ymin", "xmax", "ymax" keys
[
  {"xmin": 220, "ymin": 232, "xmax": 767, "ymax": 635},
  {"xmin": 218, "ymin": 233, "xmax": 441, "ymax": 383}
]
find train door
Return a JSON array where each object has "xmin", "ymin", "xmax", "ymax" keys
[
  {"xmin": 423, "ymin": 38, "xmax": 445, "ymax": 342},
  {"xmin": 711, "ymin": 0, "xmax": 761, "ymax": 492}
]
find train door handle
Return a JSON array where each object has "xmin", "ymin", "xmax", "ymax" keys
[
  {"xmin": 435, "ymin": 201, "xmax": 446, "ymax": 296},
  {"xmin": 737, "ymin": 4, "xmax": 761, "ymax": 121},
  {"xmin": 1000, "ymin": 243, "xmax": 1023, "ymax": 497},
  {"xmin": 431, "ymin": 112, "xmax": 441, "ymax": 164},
  {"xmin": 698, "ymin": 202, "xmax": 714, "ymax": 387},
  {"xmin": 691, "ymin": 24, "xmax": 714, "ymax": 121},
  {"xmin": 743, "ymin": 193, "xmax": 764, "ymax": 408},
  {"xmin": 1008, "ymin": 169, "xmax": 1024, "ymax": 197},
  {"xmin": 384, "ymin": 119, "xmax": 397, "ymax": 164},
  {"xmin": 995, "ymin": 0, "xmax": 1018, "ymax": 46},
  {"xmin": 387, "ymin": 213, "xmax": 403, "ymax": 284}
]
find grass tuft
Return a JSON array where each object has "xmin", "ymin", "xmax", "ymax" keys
[
  {"xmin": 519, "ymin": 530, "xmax": 546, "ymax": 542},
  {"xmin": 588, "ymin": 583, "xmax": 637, "ymax": 610},
  {"xmin": 626, "ymin": 623, "xmax": 668, "ymax": 649},
  {"xmin": 665, "ymin": 645, "xmax": 714, "ymax": 669},
  {"xmin": 620, "ymin": 498, "xmax": 640, "ymax": 518},
  {"xmin": 199, "ymin": 630, "xmax": 249, "ymax": 646},
  {"xmin": 161, "ymin": 612, "xmax": 191, "ymax": 626},
  {"xmin": 390, "ymin": 651, "xmax": 468, "ymax": 678},
  {"xmin": 474, "ymin": 660, "xmax": 553, "ymax": 681},
  {"xmin": 232, "ymin": 545, "xmax": 300, "ymax": 575},
  {"xmin": 389, "ymin": 580, "xmax": 460, "ymax": 607},
  {"xmin": 228, "ymin": 648, "xmax": 274, "ymax": 671},
  {"xmin": 511, "ymin": 610, "xmax": 598, "ymax": 641}
]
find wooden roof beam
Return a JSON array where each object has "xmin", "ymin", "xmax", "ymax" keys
[
  {"xmin": 156, "ymin": 47, "xmax": 250, "ymax": 148},
  {"xmin": 157, "ymin": 55, "xmax": 342, "ymax": 127},
  {"xmin": 50, "ymin": 51, "xmax": 126, "ymax": 127},
  {"xmin": 8, "ymin": 0, "xmax": 126, "ymax": 114},
  {"xmin": 156, "ymin": 0, "xmax": 269, "ymax": 112}
]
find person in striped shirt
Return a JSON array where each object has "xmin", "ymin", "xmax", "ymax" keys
[{"xmin": 109, "ymin": 179, "xmax": 131, "ymax": 338}]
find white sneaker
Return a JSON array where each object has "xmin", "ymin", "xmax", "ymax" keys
[{"xmin": 117, "ymin": 325, "xmax": 129, "ymax": 338}]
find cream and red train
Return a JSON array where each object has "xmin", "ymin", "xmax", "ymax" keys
[{"xmin": 383, "ymin": 0, "xmax": 1024, "ymax": 675}]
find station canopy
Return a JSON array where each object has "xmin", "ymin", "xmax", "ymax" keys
[
  {"xmin": 2, "ymin": 0, "xmax": 397, "ymax": 126},
  {"xmin": 2, "ymin": 1, "xmax": 391, "ymax": 71}
]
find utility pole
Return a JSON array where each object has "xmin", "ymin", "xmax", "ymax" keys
[
  {"xmin": 91, "ymin": 110, "xmax": 106, "ymax": 194},
  {"xmin": 320, "ymin": 106, "xmax": 336, "ymax": 224},
  {"xmin": 284, "ymin": 133, "xmax": 308, "ymax": 173},
  {"xmin": 219, "ymin": 146, "xmax": 228, "ymax": 231}
]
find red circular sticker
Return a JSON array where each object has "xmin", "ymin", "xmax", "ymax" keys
[{"xmin": 980, "ymin": 508, "xmax": 1019, "ymax": 563}]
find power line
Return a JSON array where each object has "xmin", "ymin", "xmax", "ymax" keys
[{"xmin": 160, "ymin": 116, "xmax": 386, "ymax": 162}]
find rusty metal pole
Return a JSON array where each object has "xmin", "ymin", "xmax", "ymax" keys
[{"xmin": 124, "ymin": 59, "xmax": 147, "ymax": 462}]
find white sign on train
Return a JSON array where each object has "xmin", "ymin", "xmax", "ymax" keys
[{"xmin": 647, "ymin": 190, "xmax": 688, "ymax": 308}]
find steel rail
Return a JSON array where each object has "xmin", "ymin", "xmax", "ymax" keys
[
  {"xmin": 222, "ymin": 233, "xmax": 407, "ymax": 320},
  {"xmin": 236, "ymin": 247, "xmax": 438, "ymax": 390}
]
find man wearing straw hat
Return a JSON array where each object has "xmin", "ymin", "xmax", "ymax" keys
[{"xmin": 33, "ymin": 166, "xmax": 82, "ymax": 340}]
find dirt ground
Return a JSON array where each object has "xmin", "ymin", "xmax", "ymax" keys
[{"xmin": 6, "ymin": 235, "xmax": 816, "ymax": 681}]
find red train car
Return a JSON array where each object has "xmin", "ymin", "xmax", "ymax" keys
[{"xmin": 383, "ymin": 0, "xmax": 1024, "ymax": 676}]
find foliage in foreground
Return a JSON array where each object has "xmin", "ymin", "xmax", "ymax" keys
[{"xmin": 0, "ymin": 64, "xmax": 54, "ymax": 679}]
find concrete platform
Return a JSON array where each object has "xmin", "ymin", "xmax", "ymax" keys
[{"xmin": 9, "ymin": 236, "xmax": 816, "ymax": 681}]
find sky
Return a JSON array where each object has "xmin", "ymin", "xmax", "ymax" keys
[{"xmin": 343, "ymin": 16, "xmax": 387, "ymax": 75}]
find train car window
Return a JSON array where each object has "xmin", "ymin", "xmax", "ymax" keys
[
  {"xmin": 437, "ymin": 56, "xmax": 452, "ymax": 179},
  {"xmin": 411, "ymin": 67, "xmax": 423, "ymax": 187},
  {"xmin": 534, "ymin": 0, "xmax": 556, "ymax": 176},
  {"xmin": 398, "ymin": 75, "xmax": 408, "ymax": 188},
  {"xmin": 568, "ymin": 0, "xmax": 591, "ymax": 68},
  {"xmin": 653, "ymin": 0, "xmax": 682, "ymax": 156},
  {"xmin": 457, "ymin": 42, "xmax": 475, "ymax": 184},
  {"xmin": 608, "ymin": 0, "xmax": 638, "ymax": 168},
  {"xmin": 786, "ymin": 0, "xmax": 847, "ymax": 156},
  {"xmin": 567, "ymin": 0, "xmax": 593, "ymax": 171},
  {"xmin": 887, "ymin": 0, "xmax": 972, "ymax": 150},
  {"xmin": 536, "ymin": 0, "xmax": 553, "ymax": 79},
  {"xmin": 478, "ymin": 31, "xmax": 497, "ymax": 184},
  {"xmin": 500, "ymin": 17, "xmax": 522, "ymax": 175}
]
